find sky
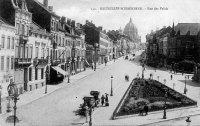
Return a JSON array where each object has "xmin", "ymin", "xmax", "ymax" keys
[{"xmin": 38, "ymin": 0, "xmax": 200, "ymax": 42}]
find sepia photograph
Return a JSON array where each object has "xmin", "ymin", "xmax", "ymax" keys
[{"xmin": 0, "ymin": 0, "xmax": 200, "ymax": 125}]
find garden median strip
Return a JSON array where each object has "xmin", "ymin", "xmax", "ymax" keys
[{"xmin": 112, "ymin": 78, "xmax": 197, "ymax": 119}]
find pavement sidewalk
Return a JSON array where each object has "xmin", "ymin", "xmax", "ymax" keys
[{"xmin": 0, "ymin": 59, "xmax": 117, "ymax": 117}]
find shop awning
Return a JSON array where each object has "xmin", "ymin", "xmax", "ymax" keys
[
  {"xmin": 36, "ymin": 63, "xmax": 48, "ymax": 69},
  {"xmin": 36, "ymin": 59, "xmax": 48, "ymax": 68},
  {"xmin": 51, "ymin": 66, "xmax": 67, "ymax": 75}
]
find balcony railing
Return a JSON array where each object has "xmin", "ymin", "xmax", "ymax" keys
[
  {"xmin": 15, "ymin": 58, "xmax": 32, "ymax": 68},
  {"xmin": 19, "ymin": 35, "xmax": 28, "ymax": 44},
  {"xmin": 15, "ymin": 58, "xmax": 32, "ymax": 63}
]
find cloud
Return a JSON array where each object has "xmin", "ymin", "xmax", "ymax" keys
[
  {"xmin": 54, "ymin": 0, "xmax": 200, "ymax": 42},
  {"xmin": 56, "ymin": 6, "xmax": 94, "ymax": 23}
]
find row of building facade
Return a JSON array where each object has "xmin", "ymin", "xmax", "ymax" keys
[
  {"xmin": 0, "ymin": 0, "xmax": 140, "ymax": 97},
  {"xmin": 146, "ymin": 23, "xmax": 200, "ymax": 82}
]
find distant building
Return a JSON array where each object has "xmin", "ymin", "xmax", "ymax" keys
[
  {"xmin": 84, "ymin": 21, "xmax": 112, "ymax": 64},
  {"xmin": 174, "ymin": 23, "xmax": 200, "ymax": 63},
  {"xmin": 123, "ymin": 18, "xmax": 141, "ymax": 43},
  {"xmin": 146, "ymin": 22, "xmax": 200, "ymax": 73}
]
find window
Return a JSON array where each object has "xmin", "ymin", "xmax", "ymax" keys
[
  {"xmin": 35, "ymin": 47, "xmax": 39, "ymax": 58},
  {"xmin": 11, "ymin": 37, "xmax": 14, "ymax": 49},
  {"xmin": 29, "ymin": 46, "xmax": 33, "ymax": 58},
  {"xmin": 1, "ymin": 56, "xmax": 4, "ymax": 71},
  {"xmin": 7, "ymin": 56, "xmax": 10, "ymax": 71},
  {"xmin": 62, "ymin": 38, "xmax": 64, "ymax": 46},
  {"xmin": 35, "ymin": 68, "xmax": 38, "ymax": 80},
  {"xmin": 41, "ymin": 48, "xmax": 44, "ymax": 58},
  {"xmin": 51, "ymin": 21, "xmax": 54, "ymax": 27},
  {"xmin": 27, "ymin": 26, "xmax": 29, "ymax": 36},
  {"xmin": 66, "ymin": 40, "xmax": 68, "ymax": 46},
  {"xmin": 11, "ymin": 56, "xmax": 14, "ymax": 69},
  {"xmin": 15, "ymin": 46, "xmax": 19, "ymax": 58},
  {"xmin": 1, "ymin": 35, "xmax": 5, "ymax": 48},
  {"xmin": 25, "ymin": 46, "xmax": 28, "ymax": 58},
  {"xmin": 47, "ymin": 48, "xmax": 49, "ymax": 57},
  {"xmin": 29, "ymin": 68, "xmax": 32, "ymax": 81},
  {"xmin": 41, "ymin": 68, "xmax": 44, "ymax": 79},
  {"xmin": 22, "ymin": 24, "xmax": 25, "ymax": 35},
  {"xmin": 16, "ymin": 23, "xmax": 20, "ymax": 34},
  {"xmin": 54, "ymin": 22, "xmax": 56, "ymax": 31},
  {"xmin": 20, "ymin": 45, "xmax": 24, "ymax": 58}
]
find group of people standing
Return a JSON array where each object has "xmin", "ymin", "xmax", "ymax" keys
[
  {"xmin": 101, "ymin": 94, "xmax": 109, "ymax": 106},
  {"xmin": 91, "ymin": 57, "xmax": 108, "ymax": 70}
]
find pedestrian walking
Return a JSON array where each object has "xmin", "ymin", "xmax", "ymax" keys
[
  {"xmin": 91, "ymin": 62, "xmax": 94, "ymax": 70},
  {"xmin": 101, "ymin": 95, "xmax": 105, "ymax": 106},
  {"xmin": 105, "ymin": 94, "xmax": 109, "ymax": 106},
  {"xmin": 137, "ymin": 72, "xmax": 139, "ymax": 78},
  {"xmin": 143, "ymin": 104, "xmax": 149, "ymax": 116},
  {"xmin": 104, "ymin": 57, "xmax": 107, "ymax": 66},
  {"xmin": 171, "ymin": 74, "xmax": 173, "ymax": 80},
  {"xmin": 150, "ymin": 73, "xmax": 152, "ymax": 80}
]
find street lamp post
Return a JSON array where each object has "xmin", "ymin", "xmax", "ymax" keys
[
  {"xmin": 110, "ymin": 75, "xmax": 113, "ymax": 96},
  {"xmin": 184, "ymin": 76, "xmax": 187, "ymax": 94},
  {"xmin": 94, "ymin": 48, "xmax": 96, "ymax": 71},
  {"xmin": 67, "ymin": 63, "xmax": 70, "ymax": 83},
  {"xmin": 163, "ymin": 90, "xmax": 167, "ymax": 119},
  {"xmin": 45, "ymin": 67, "xmax": 48, "ymax": 94},
  {"xmin": 45, "ymin": 55, "xmax": 51, "ymax": 94},
  {"xmin": 45, "ymin": 63, "xmax": 50, "ymax": 94},
  {"xmin": 94, "ymin": 43, "xmax": 99, "ymax": 71},
  {"xmin": 6, "ymin": 81, "xmax": 20, "ymax": 126},
  {"xmin": 0, "ymin": 85, "xmax": 2, "ymax": 114},
  {"xmin": 71, "ymin": 41, "xmax": 76, "ymax": 74},
  {"xmin": 89, "ymin": 106, "xmax": 92, "ymax": 126}
]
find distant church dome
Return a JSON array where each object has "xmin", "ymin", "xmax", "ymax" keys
[{"xmin": 123, "ymin": 18, "xmax": 139, "ymax": 41}]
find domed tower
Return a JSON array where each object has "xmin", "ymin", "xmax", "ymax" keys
[{"xmin": 123, "ymin": 18, "xmax": 139, "ymax": 42}]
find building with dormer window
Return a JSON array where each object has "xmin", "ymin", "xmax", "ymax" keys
[
  {"xmin": 0, "ymin": 17, "xmax": 16, "ymax": 97},
  {"xmin": 27, "ymin": 22, "xmax": 51, "ymax": 91},
  {"xmin": 0, "ymin": 0, "xmax": 32, "ymax": 94}
]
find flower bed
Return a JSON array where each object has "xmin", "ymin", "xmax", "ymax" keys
[{"xmin": 116, "ymin": 79, "xmax": 197, "ymax": 117}]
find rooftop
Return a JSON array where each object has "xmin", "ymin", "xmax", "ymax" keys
[{"xmin": 175, "ymin": 23, "xmax": 200, "ymax": 35}]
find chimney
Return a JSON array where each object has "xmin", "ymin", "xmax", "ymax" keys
[
  {"xmin": 48, "ymin": 6, "xmax": 53, "ymax": 12},
  {"xmin": 43, "ymin": 0, "xmax": 48, "ymax": 7},
  {"xmin": 80, "ymin": 24, "xmax": 83, "ymax": 28},
  {"xmin": 86, "ymin": 20, "xmax": 89, "ymax": 25},
  {"xmin": 76, "ymin": 23, "xmax": 80, "ymax": 29},
  {"xmin": 71, "ymin": 20, "xmax": 75, "ymax": 28},
  {"xmin": 61, "ymin": 16, "xmax": 66, "ymax": 23},
  {"xmin": 67, "ymin": 18, "xmax": 71, "ymax": 26},
  {"xmin": 98, "ymin": 26, "xmax": 102, "ymax": 31}
]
